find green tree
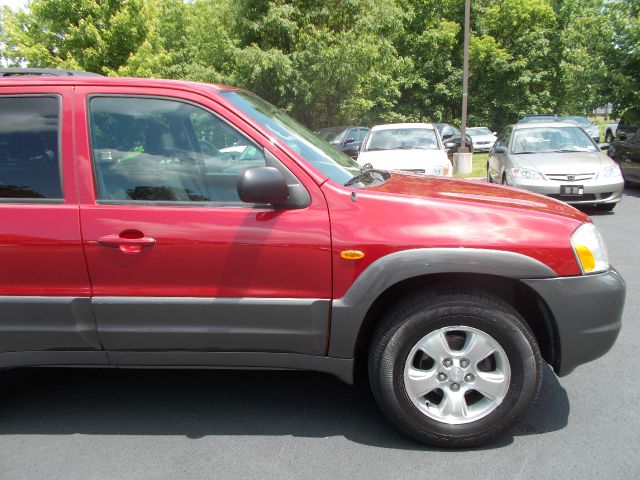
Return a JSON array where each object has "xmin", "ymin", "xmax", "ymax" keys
[
  {"xmin": 605, "ymin": 0, "xmax": 640, "ymax": 113},
  {"xmin": 1, "ymin": 0, "xmax": 148, "ymax": 74}
]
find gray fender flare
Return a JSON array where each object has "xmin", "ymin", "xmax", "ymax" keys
[{"xmin": 328, "ymin": 248, "xmax": 557, "ymax": 358}]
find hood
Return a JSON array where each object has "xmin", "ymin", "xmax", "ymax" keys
[
  {"xmin": 366, "ymin": 172, "xmax": 589, "ymax": 222},
  {"xmin": 358, "ymin": 149, "xmax": 450, "ymax": 170},
  {"xmin": 512, "ymin": 152, "xmax": 609, "ymax": 175},
  {"xmin": 471, "ymin": 135, "xmax": 496, "ymax": 142}
]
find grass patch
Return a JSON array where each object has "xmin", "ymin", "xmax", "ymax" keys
[{"xmin": 454, "ymin": 152, "xmax": 488, "ymax": 178}]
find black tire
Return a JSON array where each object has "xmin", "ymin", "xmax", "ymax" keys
[
  {"xmin": 605, "ymin": 130, "xmax": 614, "ymax": 143},
  {"xmin": 501, "ymin": 173, "xmax": 508, "ymax": 185},
  {"xmin": 486, "ymin": 163, "xmax": 492, "ymax": 183},
  {"xmin": 368, "ymin": 288, "xmax": 542, "ymax": 448}
]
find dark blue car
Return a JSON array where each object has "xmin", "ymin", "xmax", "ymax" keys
[{"xmin": 315, "ymin": 126, "xmax": 370, "ymax": 159}]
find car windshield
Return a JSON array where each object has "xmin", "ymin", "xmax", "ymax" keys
[
  {"xmin": 221, "ymin": 91, "xmax": 361, "ymax": 185},
  {"xmin": 315, "ymin": 127, "xmax": 346, "ymax": 143},
  {"xmin": 559, "ymin": 116, "xmax": 591, "ymax": 126},
  {"xmin": 365, "ymin": 128, "xmax": 440, "ymax": 151},
  {"xmin": 467, "ymin": 127, "xmax": 492, "ymax": 136},
  {"xmin": 512, "ymin": 126, "xmax": 599, "ymax": 154}
]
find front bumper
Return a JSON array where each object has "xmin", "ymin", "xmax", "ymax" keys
[
  {"xmin": 523, "ymin": 268, "xmax": 625, "ymax": 376},
  {"xmin": 508, "ymin": 175, "xmax": 624, "ymax": 205}
]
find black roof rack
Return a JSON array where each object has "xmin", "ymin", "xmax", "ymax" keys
[{"xmin": 0, "ymin": 67, "xmax": 103, "ymax": 77}]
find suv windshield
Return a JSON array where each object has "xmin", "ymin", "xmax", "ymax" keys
[
  {"xmin": 512, "ymin": 126, "xmax": 598, "ymax": 154},
  {"xmin": 364, "ymin": 128, "xmax": 440, "ymax": 151},
  {"xmin": 220, "ymin": 91, "xmax": 361, "ymax": 185}
]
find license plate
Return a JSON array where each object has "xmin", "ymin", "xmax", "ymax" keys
[{"xmin": 560, "ymin": 185, "xmax": 584, "ymax": 195}]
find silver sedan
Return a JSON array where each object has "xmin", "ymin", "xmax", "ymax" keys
[{"xmin": 488, "ymin": 122, "xmax": 624, "ymax": 211}]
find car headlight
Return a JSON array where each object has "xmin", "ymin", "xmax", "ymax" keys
[
  {"xmin": 599, "ymin": 164, "xmax": 623, "ymax": 179},
  {"xmin": 429, "ymin": 165, "xmax": 450, "ymax": 176},
  {"xmin": 571, "ymin": 223, "xmax": 609, "ymax": 274},
  {"xmin": 510, "ymin": 167, "xmax": 542, "ymax": 180}
]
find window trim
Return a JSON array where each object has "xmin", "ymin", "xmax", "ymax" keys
[
  {"xmin": 0, "ymin": 94, "xmax": 64, "ymax": 203},
  {"xmin": 86, "ymin": 94, "xmax": 275, "ymax": 207}
]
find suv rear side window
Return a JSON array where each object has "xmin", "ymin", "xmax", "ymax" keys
[
  {"xmin": 88, "ymin": 96, "xmax": 266, "ymax": 203},
  {"xmin": 0, "ymin": 96, "xmax": 62, "ymax": 200}
]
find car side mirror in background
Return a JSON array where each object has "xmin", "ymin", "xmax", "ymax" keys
[
  {"xmin": 237, "ymin": 166, "xmax": 289, "ymax": 205},
  {"xmin": 445, "ymin": 141, "xmax": 457, "ymax": 149},
  {"xmin": 442, "ymin": 133, "xmax": 453, "ymax": 140},
  {"xmin": 344, "ymin": 138, "xmax": 355, "ymax": 145},
  {"xmin": 492, "ymin": 132, "xmax": 497, "ymax": 136},
  {"xmin": 599, "ymin": 143, "xmax": 610, "ymax": 150},
  {"xmin": 494, "ymin": 146, "xmax": 507, "ymax": 154}
]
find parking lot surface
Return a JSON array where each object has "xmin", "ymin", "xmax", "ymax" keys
[{"xmin": 0, "ymin": 187, "xmax": 638, "ymax": 480}]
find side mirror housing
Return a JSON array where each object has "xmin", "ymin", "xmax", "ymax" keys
[
  {"xmin": 494, "ymin": 146, "xmax": 508, "ymax": 154},
  {"xmin": 237, "ymin": 166, "xmax": 289, "ymax": 205},
  {"xmin": 344, "ymin": 137, "xmax": 355, "ymax": 145},
  {"xmin": 599, "ymin": 143, "xmax": 610, "ymax": 150}
]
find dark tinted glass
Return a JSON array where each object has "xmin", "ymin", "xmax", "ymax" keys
[
  {"xmin": 221, "ymin": 90, "xmax": 359, "ymax": 185},
  {"xmin": 0, "ymin": 96, "xmax": 62, "ymax": 199},
  {"xmin": 89, "ymin": 96, "xmax": 265, "ymax": 203}
]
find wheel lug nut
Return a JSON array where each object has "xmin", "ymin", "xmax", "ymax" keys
[
  {"xmin": 442, "ymin": 358, "xmax": 453, "ymax": 367},
  {"xmin": 437, "ymin": 372, "xmax": 448, "ymax": 381},
  {"xmin": 464, "ymin": 373, "xmax": 475, "ymax": 382},
  {"xmin": 460, "ymin": 358, "xmax": 470, "ymax": 368},
  {"xmin": 450, "ymin": 383, "xmax": 460, "ymax": 392}
]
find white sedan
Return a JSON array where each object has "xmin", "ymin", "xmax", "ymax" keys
[
  {"xmin": 357, "ymin": 123, "xmax": 452, "ymax": 176},
  {"xmin": 466, "ymin": 127, "xmax": 497, "ymax": 152}
]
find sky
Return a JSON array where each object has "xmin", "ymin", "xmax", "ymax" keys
[{"xmin": 0, "ymin": 0, "xmax": 27, "ymax": 9}]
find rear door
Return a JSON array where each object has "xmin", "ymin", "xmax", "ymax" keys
[
  {"xmin": 0, "ymin": 86, "xmax": 102, "ymax": 357},
  {"xmin": 74, "ymin": 86, "xmax": 332, "ymax": 362}
]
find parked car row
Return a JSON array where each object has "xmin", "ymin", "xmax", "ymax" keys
[{"xmin": 315, "ymin": 122, "xmax": 486, "ymax": 177}]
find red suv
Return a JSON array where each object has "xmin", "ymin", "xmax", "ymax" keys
[{"xmin": 0, "ymin": 69, "xmax": 625, "ymax": 447}]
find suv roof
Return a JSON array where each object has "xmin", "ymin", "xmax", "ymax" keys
[{"xmin": 0, "ymin": 67, "xmax": 103, "ymax": 77}]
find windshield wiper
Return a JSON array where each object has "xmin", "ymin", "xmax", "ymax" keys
[{"xmin": 344, "ymin": 166, "xmax": 387, "ymax": 186}]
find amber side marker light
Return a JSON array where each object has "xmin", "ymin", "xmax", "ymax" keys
[
  {"xmin": 340, "ymin": 250, "xmax": 365, "ymax": 260},
  {"xmin": 575, "ymin": 244, "xmax": 596, "ymax": 273}
]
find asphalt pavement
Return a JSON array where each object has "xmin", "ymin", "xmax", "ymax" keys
[{"xmin": 0, "ymin": 187, "xmax": 639, "ymax": 479}]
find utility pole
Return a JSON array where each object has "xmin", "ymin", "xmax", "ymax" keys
[{"xmin": 459, "ymin": 0, "xmax": 471, "ymax": 152}]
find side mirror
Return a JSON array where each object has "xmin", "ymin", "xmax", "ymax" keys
[
  {"xmin": 445, "ymin": 141, "xmax": 457, "ymax": 149},
  {"xmin": 344, "ymin": 138, "xmax": 355, "ymax": 145},
  {"xmin": 494, "ymin": 146, "xmax": 508, "ymax": 154},
  {"xmin": 237, "ymin": 166, "xmax": 289, "ymax": 205},
  {"xmin": 599, "ymin": 143, "xmax": 610, "ymax": 150},
  {"xmin": 492, "ymin": 132, "xmax": 497, "ymax": 136},
  {"xmin": 442, "ymin": 133, "xmax": 453, "ymax": 140}
]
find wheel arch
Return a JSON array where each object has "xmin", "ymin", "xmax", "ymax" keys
[
  {"xmin": 328, "ymin": 248, "xmax": 561, "ymax": 381},
  {"xmin": 349, "ymin": 273, "xmax": 560, "ymax": 383}
]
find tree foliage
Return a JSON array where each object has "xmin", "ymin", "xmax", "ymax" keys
[{"xmin": 1, "ymin": 0, "xmax": 636, "ymax": 129}]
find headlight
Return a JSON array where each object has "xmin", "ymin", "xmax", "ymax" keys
[
  {"xmin": 429, "ymin": 165, "xmax": 450, "ymax": 176},
  {"xmin": 599, "ymin": 164, "xmax": 623, "ymax": 179},
  {"xmin": 571, "ymin": 223, "xmax": 609, "ymax": 274},
  {"xmin": 511, "ymin": 167, "xmax": 542, "ymax": 180}
]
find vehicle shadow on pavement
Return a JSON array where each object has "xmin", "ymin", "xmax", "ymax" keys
[{"xmin": 0, "ymin": 364, "xmax": 568, "ymax": 451}]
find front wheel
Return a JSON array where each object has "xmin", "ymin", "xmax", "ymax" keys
[{"xmin": 368, "ymin": 289, "xmax": 542, "ymax": 447}]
